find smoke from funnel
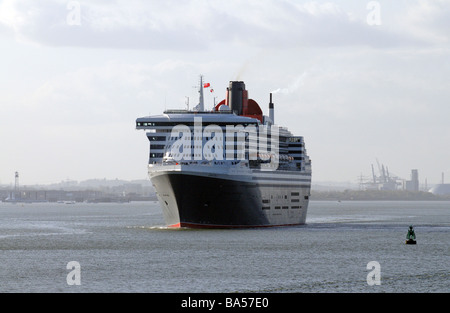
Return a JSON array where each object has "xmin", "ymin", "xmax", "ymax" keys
[
  {"xmin": 235, "ymin": 51, "xmax": 269, "ymax": 80},
  {"xmin": 236, "ymin": 60, "xmax": 251, "ymax": 81},
  {"xmin": 271, "ymin": 72, "xmax": 308, "ymax": 95}
]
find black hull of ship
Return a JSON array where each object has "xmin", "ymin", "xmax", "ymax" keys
[{"xmin": 151, "ymin": 172, "xmax": 307, "ymax": 228}]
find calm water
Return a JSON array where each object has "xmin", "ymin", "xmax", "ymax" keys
[{"xmin": 0, "ymin": 200, "xmax": 448, "ymax": 293}]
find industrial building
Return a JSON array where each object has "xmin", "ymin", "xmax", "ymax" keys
[{"xmin": 359, "ymin": 161, "xmax": 420, "ymax": 192}]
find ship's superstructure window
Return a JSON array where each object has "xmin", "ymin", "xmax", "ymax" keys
[
  {"xmin": 150, "ymin": 144, "xmax": 166, "ymax": 150},
  {"xmin": 148, "ymin": 136, "xmax": 166, "ymax": 142}
]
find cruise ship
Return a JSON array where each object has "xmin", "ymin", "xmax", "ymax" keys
[{"xmin": 136, "ymin": 78, "xmax": 311, "ymax": 228}]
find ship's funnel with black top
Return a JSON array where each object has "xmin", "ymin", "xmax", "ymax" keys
[
  {"xmin": 216, "ymin": 80, "xmax": 262, "ymax": 122},
  {"xmin": 226, "ymin": 81, "xmax": 247, "ymax": 116}
]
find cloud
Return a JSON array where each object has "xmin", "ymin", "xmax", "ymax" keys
[
  {"xmin": 4, "ymin": 58, "xmax": 220, "ymax": 128},
  {"xmin": 402, "ymin": 0, "xmax": 450, "ymax": 44},
  {"xmin": 0, "ymin": 0, "xmax": 435, "ymax": 50},
  {"xmin": 0, "ymin": 0, "xmax": 207, "ymax": 49}
]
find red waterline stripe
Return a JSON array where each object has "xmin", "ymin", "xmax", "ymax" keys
[{"xmin": 168, "ymin": 222, "xmax": 302, "ymax": 229}]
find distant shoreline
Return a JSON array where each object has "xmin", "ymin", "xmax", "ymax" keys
[{"xmin": 311, "ymin": 190, "xmax": 450, "ymax": 201}]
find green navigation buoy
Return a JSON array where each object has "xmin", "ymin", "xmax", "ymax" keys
[{"xmin": 406, "ymin": 225, "xmax": 417, "ymax": 244}]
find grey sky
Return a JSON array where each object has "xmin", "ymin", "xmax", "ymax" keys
[{"xmin": 1, "ymin": 0, "xmax": 449, "ymax": 186}]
